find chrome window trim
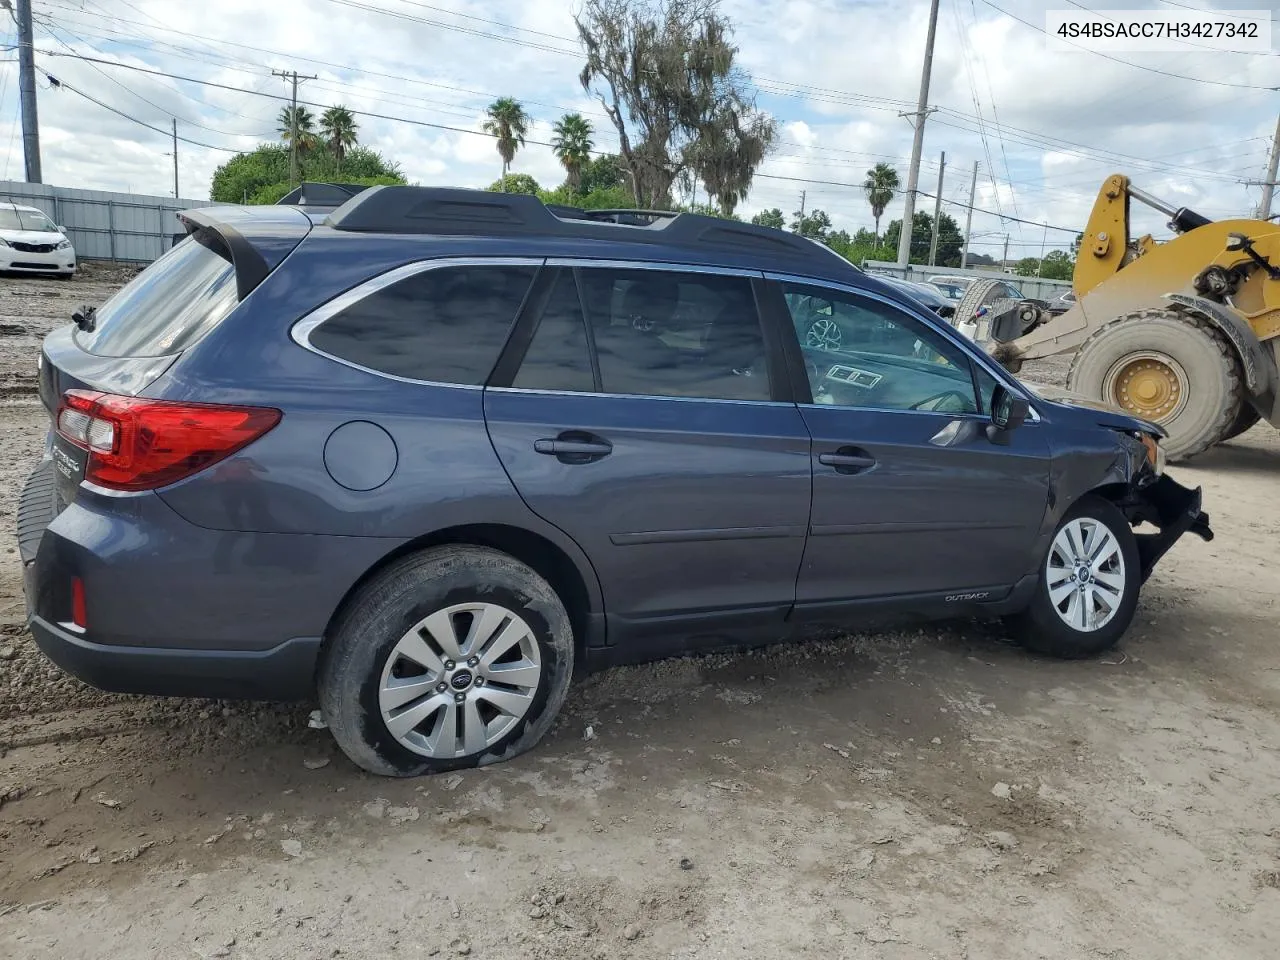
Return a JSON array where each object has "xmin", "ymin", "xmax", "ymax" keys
[
  {"xmin": 767, "ymin": 271, "xmax": 1042, "ymax": 424},
  {"xmin": 543, "ymin": 258, "xmax": 764, "ymax": 278},
  {"xmin": 289, "ymin": 256, "xmax": 545, "ymax": 388},
  {"xmin": 486, "ymin": 385, "xmax": 794, "ymax": 408}
]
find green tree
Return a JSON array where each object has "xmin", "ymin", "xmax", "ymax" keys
[
  {"xmin": 551, "ymin": 113, "xmax": 594, "ymax": 194},
  {"xmin": 863, "ymin": 162, "xmax": 899, "ymax": 243},
  {"xmin": 751, "ymin": 208, "xmax": 785, "ymax": 229},
  {"xmin": 1071, "ymin": 232, "xmax": 1084, "ymax": 258},
  {"xmin": 1015, "ymin": 249, "xmax": 1074, "ymax": 280},
  {"xmin": 580, "ymin": 153, "xmax": 626, "ymax": 193},
  {"xmin": 576, "ymin": 0, "xmax": 776, "ymax": 210},
  {"xmin": 487, "ymin": 173, "xmax": 542, "ymax": 196},
  {"xmin": 483, "ymin": 97, "xmax": 530, "ymax": 189},
  {"xmin": 211, "ymin": 144, "xmax": 289, "ymax": 204},
  {"xmin": 791, "ymin": 207, "xmax": 831, "ymax": 240},
  {"xmin": 882, "ymin": 211, "xmax": 965, "ymax": 266},
  {"xmin": 319, "ymin": 106, "xmax": 359, "ymax": 167},
  {"xmin": 210, "ymin": 143, "xmax": 405, "ymax": 205},
  {"xmin": 278, "ymin": 105, "xmax": 317, "ymax": 149}
]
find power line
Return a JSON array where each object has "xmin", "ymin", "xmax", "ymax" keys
[
  {"xmin": 41, "ymin": 70, "xmax": 243, "ymax": 152},
  {"xmin": 753, "ymin": 171, "xmax": 1080, "ymax": 233},
  {"xmin": 38, "ymin": 1, "xmax": 1264, "ymax": 188}
]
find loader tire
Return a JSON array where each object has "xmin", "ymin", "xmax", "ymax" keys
[
  {"xmin": 1219, "ymin": 404, "xmax": 1261, "ymax": 443},
  {"xmin": 1067, "ymin": 308, "xmax": 1242, "ymax": 462},
  {"xmin": 954, "ymin": 278, "xmax": 1008, "ymax": 337}
]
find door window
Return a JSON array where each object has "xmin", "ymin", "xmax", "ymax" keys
[
  {"xmin": 574, "ymin": 268, "xmax": 770, "ymax": 402},
  {"xmin": 782, "ymin": 282, "xmax": 980, "ymax": 415},
  {"xmin": 308, "ymin": 263, "xmax": 537, "ymax": 384},
  {"xmin": 512, "ymin": 271, "xmax": 595, "ymax": 392}
]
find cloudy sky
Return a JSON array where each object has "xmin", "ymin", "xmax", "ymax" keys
[{"xmin": 1, "ymin": 0, "xmax": 1277, "ymax": 259}]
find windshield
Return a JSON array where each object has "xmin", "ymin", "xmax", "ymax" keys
[
  {"xmin": 75, "ymin": 236, "xmax": 240, "ymax": 358},
  {"xmin": 0, "ymin": 207, "xmax": 58, "ymax": 232}
]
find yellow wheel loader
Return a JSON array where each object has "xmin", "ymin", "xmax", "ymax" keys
[{"xmin": 971, "ymin": 174, "xmax": 1280, "ymax": 462}]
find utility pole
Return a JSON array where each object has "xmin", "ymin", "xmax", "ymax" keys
[
  {"xmin": 961, "ymin": 161, "xmax": 979, "ymax": 269},
  {"xmin": 172, "ymin": 119, "xmax": 179, "ymax": 198},
  {"xmin": 1002, "ymin": 234, "xmax": 1010, "ymax": 270},
  {"xmin": 895, "ymin": 0, "xmax": 941, "ymax": 269},
  {"xmin": 928, "ymin": 151, "xmax": 946, "ymax": 267},
  {"xmin": 796, "ymin": 190, "xmax": 806, "ymax": 232},
  {"xmin": 1259, "ymin": 112, "xmax": 1280, "ymax": 220},
  {"xmin": 15, "ymin": 0, "xmax": 41, "ymax": 182},
  {"xmin": 273, "ymin": 69, "xmax": 318, "ymax": 188}
]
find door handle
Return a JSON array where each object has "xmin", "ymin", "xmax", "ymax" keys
[
  {"xmin": 533, "ymin": 432, "xmax": 613, "ymax": 463},
  {"xmin": 818, "ymin": 447, "xmax": 877, "ymax": 474}
]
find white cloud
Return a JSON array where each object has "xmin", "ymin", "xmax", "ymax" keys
[{"xmin": 0, "ymin": 0, "xmax": 1272, "ymax": 259}]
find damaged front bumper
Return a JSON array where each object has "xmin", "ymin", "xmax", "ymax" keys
[{"xmin": 1124, "ymin": 473, "xmax": 1213, "ymax": 583}]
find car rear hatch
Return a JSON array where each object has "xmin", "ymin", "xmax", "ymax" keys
[{"xmin": 30, "ymin": 205, "xmax": 312, "ymax": 524}]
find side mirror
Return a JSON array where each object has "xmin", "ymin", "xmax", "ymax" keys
[{"xmin": 987, "ymin": 385, "xmax": 1029, "ymax": 445}]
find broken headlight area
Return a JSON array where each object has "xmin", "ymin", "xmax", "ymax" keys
[{"xmin": 1119, "ymin": 474, "xmax": 1213, "ymax": 584}]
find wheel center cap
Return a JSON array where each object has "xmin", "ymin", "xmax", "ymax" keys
[
  {"xmin": 1076, "ymin": 565, "xmax": 1092, "ymax": 584},
  {"xmin": 450, "ymin": 670, "xmax": 474, "ymax": 691}
]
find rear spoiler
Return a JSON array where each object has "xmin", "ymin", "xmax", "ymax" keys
[{"xmin": 176, "ymin": 205, "xmax": 313, "ymax": 300}]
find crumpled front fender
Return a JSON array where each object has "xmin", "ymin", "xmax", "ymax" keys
[{"xmin": 1122, "ymin": 473, "xmax": 1213, "ymax": 584}]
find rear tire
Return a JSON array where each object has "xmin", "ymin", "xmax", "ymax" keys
[
  {"xmin": 1067, "ymin": 308, "xmax": 1241, "ymax": 461},
  {"xmin": 1005, "ymin": 496, "xmax": 1140, "ymax": 660},
  {"xmin": 318, "ymin": 545, "xmax": 574, "ymax": 777}
]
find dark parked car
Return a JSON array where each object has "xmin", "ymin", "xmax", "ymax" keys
[{"xmin": 19, "ymin": 187, "xmax": 1212, "ymax": 777}]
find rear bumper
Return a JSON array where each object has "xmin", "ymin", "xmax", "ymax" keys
[
  {"xmin": 16, "ymin": 460, "xmax": 398, "ymax": 702},
  {"xmin": 29, "ymin": 615, "xmax": 320, "ymax": 700}
]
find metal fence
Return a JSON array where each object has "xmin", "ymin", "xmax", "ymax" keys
[
  {"xmin": 0, "ymin": 181, "xmax": 215, "ymax": 263},
  {"xmin": 862, "ymin": 260, "xmax": 1072, "ymax": 302}
]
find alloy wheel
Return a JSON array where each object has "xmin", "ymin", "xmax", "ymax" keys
[
  {"xmin": 1046, "ymin": 518, "xmax": 1127, "ymax": 633},
  {"xmin": 378, "ymin": 602, "xmax": 542, "ymax": 759}
]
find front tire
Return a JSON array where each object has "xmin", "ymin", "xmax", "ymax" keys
[
  {"xmin": 318, "ymin": 546, "xmax": 575, "ymax": 777},
  {"xmin": 1005, "ymin": 496, "xmax": 1140, "ymax": 660}
]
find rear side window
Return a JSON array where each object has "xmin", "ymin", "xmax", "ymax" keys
[
  {"xmin": 76, "ymin": 236, "xmax": 240, "ymax": 358},
  {"xmin": 309, "ymin": 264, "xmax": 536, "ymax": 384}
]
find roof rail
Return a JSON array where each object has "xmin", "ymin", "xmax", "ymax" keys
[
  {"xmin": 324, "ymin": 186, "xmax": 835, "ymax": 263},
  {"xmin": 277, "ymin": 182, "xmax": 373, "ymax": 208}
]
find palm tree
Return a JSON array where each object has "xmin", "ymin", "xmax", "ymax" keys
[
  {"xmin": 278, "ymin": 105, "xmax": 317, "ymax": 149},
  {"xmin": 863, "ymin": 163, "xmax": 900, "ymax": 244},
  {"xmin": 482, "ymin": 97, "xmax": 530, "ymax": 190},
  {"xmin": 320, "ymin": 106, "xmax": 359, "ymax": 167},
  {"xmin": 551, "ymin": 113, "xmax": 593, "ymax": 194}
]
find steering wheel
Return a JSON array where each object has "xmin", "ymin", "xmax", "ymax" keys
[{"xmin": 909, "ymin": 389, "xmax": 972, "ymax": 413}]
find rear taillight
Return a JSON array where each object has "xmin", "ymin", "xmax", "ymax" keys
[{"xmin": 56, "ymin": 390, "xmax": 281, "ymax": 492}]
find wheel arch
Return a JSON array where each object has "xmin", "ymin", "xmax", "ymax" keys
[{"xmin": 318, "ymin": 522, "xmax": 604, "ymax": 672}]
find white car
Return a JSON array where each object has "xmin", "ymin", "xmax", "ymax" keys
[{"xmin": 0, "ymin": 203, "xmax": 76, "ymax": 277}]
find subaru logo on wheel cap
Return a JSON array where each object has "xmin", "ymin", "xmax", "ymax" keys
[{"xmin": 450, "ymin": 670, "xmax": 473, "ymax": 691}]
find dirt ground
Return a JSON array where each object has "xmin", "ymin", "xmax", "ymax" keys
[{"xmin": 1, "ymin": 268, "xmax": 1278, "ymax": 960}]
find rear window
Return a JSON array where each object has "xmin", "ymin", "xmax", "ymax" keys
[
  {"xmin": 307, "ymin": 263, "xmax": 537, "ymax": 384},
  {"xmin": 76, "ymin": 235, "xmax": 240, "ymax": 358}
]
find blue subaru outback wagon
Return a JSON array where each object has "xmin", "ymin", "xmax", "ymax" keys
[{"xmin": 17, "ymin": 187, "xmax": 1212, "ymax": 776}]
